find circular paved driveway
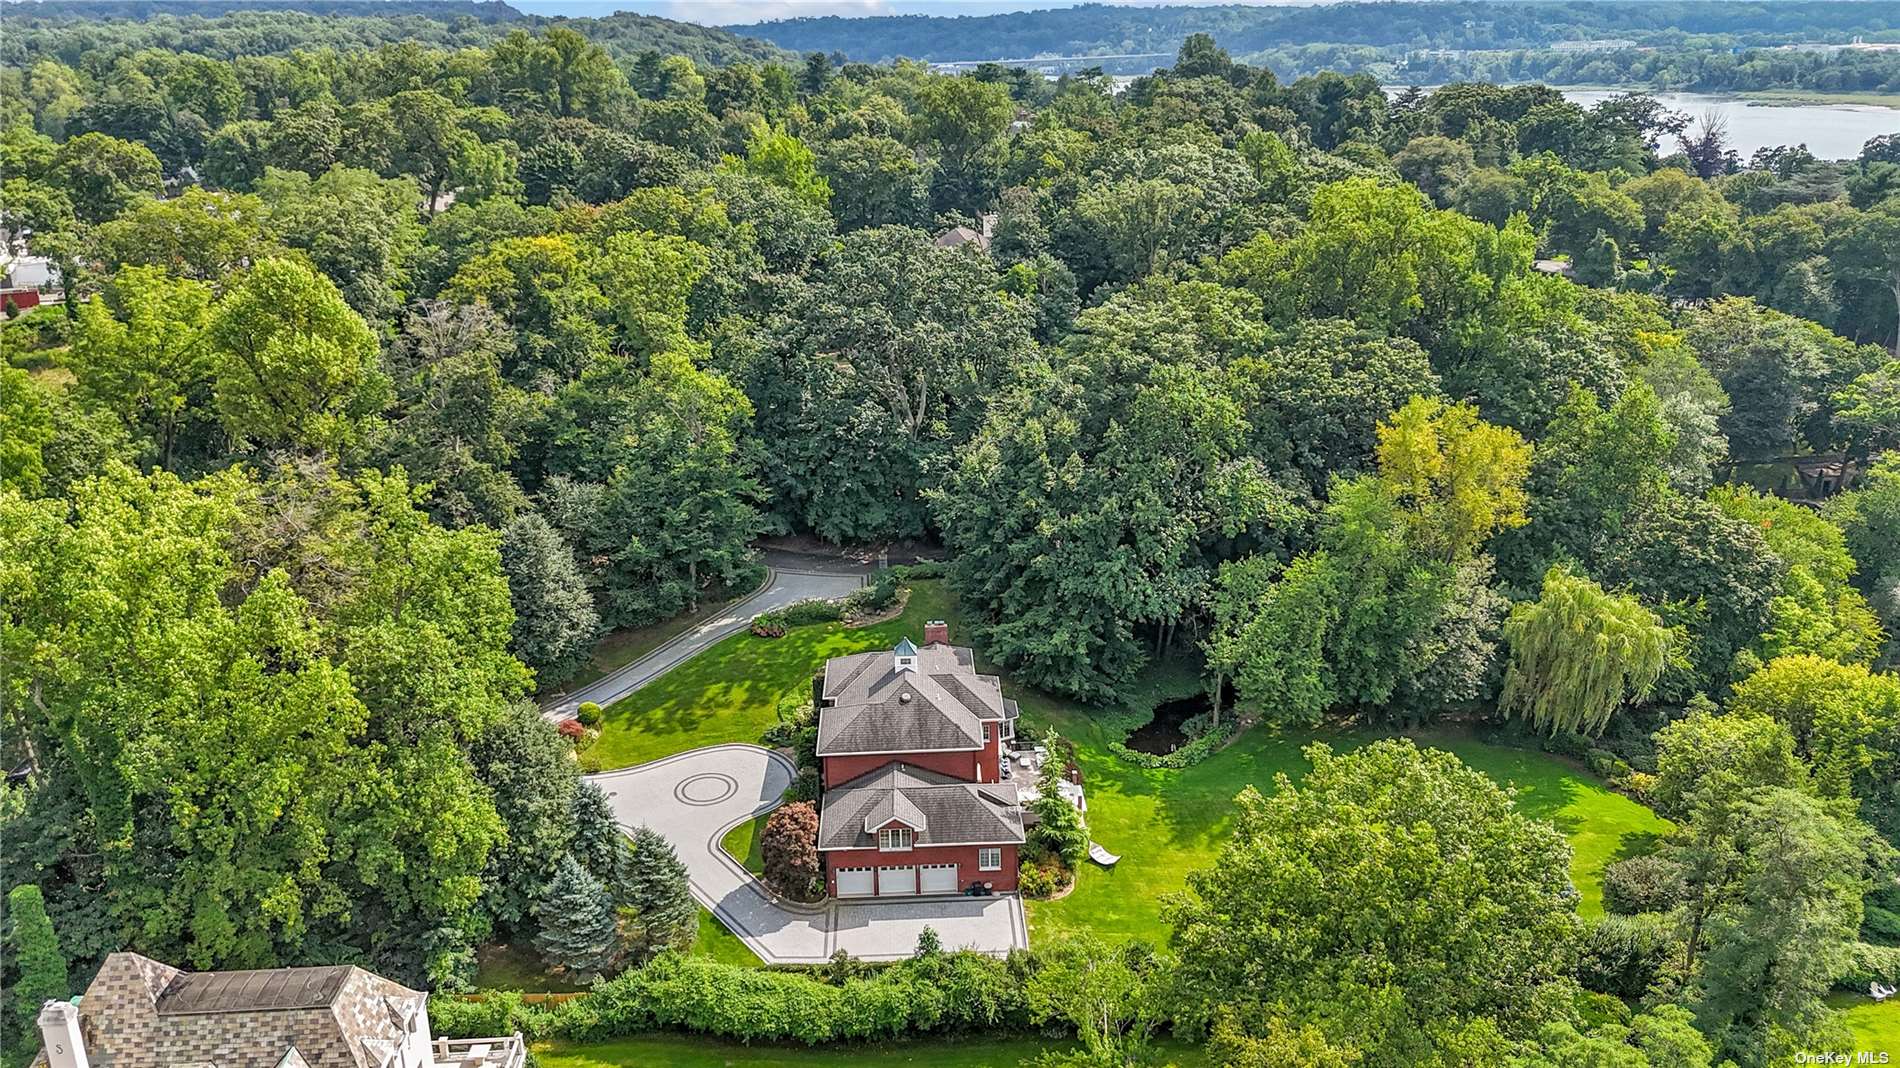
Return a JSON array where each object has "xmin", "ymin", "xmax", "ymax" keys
[{"xmin": 587, "ymin": 744, "xmax": 1027, "ymax": 964}]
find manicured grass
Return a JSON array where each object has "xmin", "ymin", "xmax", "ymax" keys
[
  {"xmin": 588, "ymin": 582, "xmax": 960, "ymax": 769},
  {"xmin": 1022, "ymin": 687, "xmax": 1672, "ymax": 944},
  {"xmin": 722, "ymin": 813, "xmax": 768, "ymax": 876},
  {"xmin": 536, "ymin": 1035, "xmax": 1209, "ymax": 1068},
  {"xmin": 1832, "ymin": 993, "xmax": 1900, "ymax": 1051},
  {"xmin": 691, "ymin": 908, "xmax": 762, "ymax": 967},
  {"xmin": 546, "ymin": 580, "xmax": 763, "ymax": 699},
  {"xmin": 590, "ymin": 576, "xmax": 1669, "ymax": 945}
]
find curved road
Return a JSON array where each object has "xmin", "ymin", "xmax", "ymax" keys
[
  {"xmin": 587, "ymin": 745, "xmax": 1027, "ymax": 964},
  {"xmin": 544, "ymin": 560, "xmax": 866, "ymax": 721}
]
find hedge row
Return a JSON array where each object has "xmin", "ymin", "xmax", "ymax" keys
[{"xmin": 432, "ymin": 950, "xmax": 1036, "ymax": 1048}]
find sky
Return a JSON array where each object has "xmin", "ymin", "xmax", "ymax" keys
[{"xmin": 509, "ymin": 0, "xmax": 1318, "ymax": 26}]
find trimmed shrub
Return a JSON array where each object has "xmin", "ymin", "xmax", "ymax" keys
[
  {"xmin": 782, "ymin": 599, "xmax": 844, "ymax": 626},
  {"xmin": 1601, "ymin": 853, "xmax": 1687, "ymax": 915},
  {"xmin": 575, "ymin": 702, "xmax": 603, "ymax": 728},
  {"xmin": 1577, "ymin": 913, "xmax": 1681, "ymax": 999},
  {"xmin": 1018, "ymin": 862, "xmax": 1056, "ymax": 899},
  {"xmin": 784, "ymin": 767, "xmax": 820, "ymax": 803},
  {"xmin": 750, "ymin": 611, "xmax": 787, "ymax": 638},
  {"xmin": 841, "ymin": 572, "xmax": 902, "ymax": 618},
  {"xmin": 429, "ymin": 991, "xmax": 548, "ymax": 1042},
  {"xmin": 557, "ymin": 719, "xmax": 586, "ymax": 740}
]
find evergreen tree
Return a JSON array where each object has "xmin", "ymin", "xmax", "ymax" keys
[
  {"xmin": 568, "ymin": 782, "xmax": 630, "ymax": 892},
  {"xmin": 622, "ymin": 826, "xmax": 696, "ymax": 962},
  {"xmin": 5, "ymin": 885, "xmax": 70, "ymax": 1046},
  {"xmin": 500, "ymin": 512, "xmax": 600, "ymax": 686},
  {"xmin": 1028, "ymin": 730, "xmax": 1088, "ymax": 866},
  {"xmin": 532, "ymin": 854, "xmax": 620, "ymax": 980}
]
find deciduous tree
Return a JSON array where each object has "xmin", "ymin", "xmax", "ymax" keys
[{"xmin": 1168, "ymin": 740, "xmax": 1580, "ymax": 1060}]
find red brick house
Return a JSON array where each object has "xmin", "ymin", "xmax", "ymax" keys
[{"xmin": 816, "ymin": 624, "xmax": 1024, "ymax": 897}]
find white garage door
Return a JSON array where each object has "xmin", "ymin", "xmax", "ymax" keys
[
  {"xmin": 877, "ymin": 866, "xmax": 917, "ymax": 896},
  {"xmin": 920, "ymin": 863, "xmax": 959, "ymax": 894},
  {"xmin": 836, "ymin": 867, "xmax": 874, "ymax": 897}
]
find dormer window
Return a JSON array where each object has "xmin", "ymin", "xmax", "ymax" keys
[
  {"xmin": 893, "ymin": 637, "xmax": 919, "ymax": 673},
  {"xmin": 878, "ymin": 827, "xmax": 914, "ymax": 851}
]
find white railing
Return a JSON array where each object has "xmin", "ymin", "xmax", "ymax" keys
[{"xmin": 431, "ymin": 1033, "xmax": 526, "ymax": 1068}]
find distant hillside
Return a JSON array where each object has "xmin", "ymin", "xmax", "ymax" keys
[
  {"xmin": 734, "ymin": 1, "xmax": 1900, "ymax": 64},
  {"xmin": 2, "ymin": 1, "xmax": 793, "ymax": 69},
  {"xmin": 8, "ymin": 0, "xmax": 522, "ymax": 19}
]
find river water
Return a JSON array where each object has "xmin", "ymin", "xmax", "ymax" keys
[
  {"xmin": 1559, "ymin": 89, "xmax": 1897, "ymax": 160},
  {"xmin": 1382, "ymin": 86, "xmax": 1898, "ymax": 160}
]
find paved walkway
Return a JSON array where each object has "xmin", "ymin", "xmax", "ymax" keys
[
  {"xmin": 587, "ymin": 745, "xmax": 1028, "ymax": 964},
  {"xmin": 544, "ymin": 561, "xmax": 865, "ymax": 721}
]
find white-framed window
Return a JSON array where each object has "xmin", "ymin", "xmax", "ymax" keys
[
  {"xmin": 878, "ymin": 827, "xmax": 914, "ymax": 851},
  {"xmin": 978, "ymin": 847, "xmax": 1002, "ymax": 871}
]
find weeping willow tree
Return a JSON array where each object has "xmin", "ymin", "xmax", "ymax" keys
[{"xmin": 1501, "ymin": 566, "xmax": 1673, "ymax": 737}]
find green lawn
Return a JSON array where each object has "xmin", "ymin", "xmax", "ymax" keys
[
  {"xmin": 691, "ymin": 907, "xmax": 762, "ymax": 967},
  {"xmin": 721, "ymin": 813, "xmax": 767, "ymax": 876},
  {"xmin": 587, "ymin": 575, "xmax": 1670, "ymax": 946},
  {"xmin": 588, "ymin": 582, "xmax": 960, "ymax": 769},
  {"xmin": 537, "ymin": 1035, "xmax": 1208, "ymax": 1068},
  {"xmin": 548, "ymin": 580, "xmax": 763, "ymax": 699},
  {"xmin": 1022, "ymin": 685, "xmax": 1672, "ymax": 943},
  {"xmin": 1832, "ymin": 993, "xmax": 1900, "ymax": 1051}
]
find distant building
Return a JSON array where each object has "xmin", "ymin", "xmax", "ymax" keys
[
  {"xmin": 932, "ymin": 213, "xmax": 998, "ymax": 252},
  {"xmin": 33, "ymin": 952, "xmax": 524, "ymax": 1068}
]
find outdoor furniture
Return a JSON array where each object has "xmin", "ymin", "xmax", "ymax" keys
[
  {"xmin": 1873, "ymin": 981, "xmax": 1895, "ymax": 1002},
  {"xmin": 1087, "ymin": 842, "xmax": 1120, "ymax": 867}
]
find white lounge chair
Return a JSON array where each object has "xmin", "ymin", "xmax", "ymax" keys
[
  {"xmin": 1872, "ymin": 981, "xmax": 1895, "ymax": 1002},
  {"xmin": 1087, "ymin": 842, "xmax": 1120, "ymax": 867}
]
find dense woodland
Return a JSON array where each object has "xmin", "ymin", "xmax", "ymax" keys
[
  {"xmin": 2, "ymin": 7, "xmax": 1900, "ymax": 1066},
  {"xmin": 747, "ymin": 1, "xmax": 1900, "ymax": 89}
]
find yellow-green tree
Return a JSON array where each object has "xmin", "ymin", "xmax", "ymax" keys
[{"xmin": 1502, "ymin": 566, "xmax": 1673, "ymax": 736}]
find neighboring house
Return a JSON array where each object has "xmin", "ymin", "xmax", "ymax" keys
[
  {"xmin": 34, "ymin": 952, "xmax": 524, "ymax": 1068},
  {"xmin": 815, "ymin": 624, "xmax": 1025, "ymax": 897},
  {"xmin": 3, "ymin": 249, "xmax": 63, "ymax": 315},
  {"xmin": 931, "ymin": 214, "xmax": 996, "ymax": 252}
]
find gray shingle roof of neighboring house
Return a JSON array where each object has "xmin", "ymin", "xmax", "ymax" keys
[
  {"xmin": 817, "ymin": 764, "xmax": 1025, "ymax": 850},
  {"xmin": 817, "ymin": 643, "xmax": 1013, "ymax": 757},
  {"xmin": 68, "ymin": 952, "xmax": 428, "ymax": 1068},
  {"xmin": 932, "ymin": 225, "xmax": 986, "ymax": 250}
]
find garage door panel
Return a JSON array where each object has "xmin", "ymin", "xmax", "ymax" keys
[
  {"xmin": 920, "ymin": 864, "xmax": 958, "ymax": 894},
  {"xmin": 837, "ymin": 868, "xmax": 874, "ymax": 897},
  {"xmin": 877, "ymin": 866, "xmax": 916, "ymax": 896}
]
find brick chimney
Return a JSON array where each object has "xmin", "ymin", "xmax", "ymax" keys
[{"xmin": 923, "ymin": 620, "xmax": 949, "ymax": 646}]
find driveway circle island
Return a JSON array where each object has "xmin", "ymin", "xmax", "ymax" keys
[{"xmin": 675, "ymin": 772, "xmax": 739, "ymax": 806}]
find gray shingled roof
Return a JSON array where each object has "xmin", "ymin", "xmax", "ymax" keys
[
  {"xmin": 818, "ymin": 764, "xmax": 1024, "ymax": 850},
  {"xmin": 157, "ymin": 967, "xmax": 353, "ymax": 1015},
  {"xmin": 817, "ymin": 643, "xmax": 1011, "ymax": 757}
]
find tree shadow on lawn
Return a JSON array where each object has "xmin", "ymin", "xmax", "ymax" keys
[{"xmin": 592, "ymin": 583, "xmax": 966, "ymax": 768}]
